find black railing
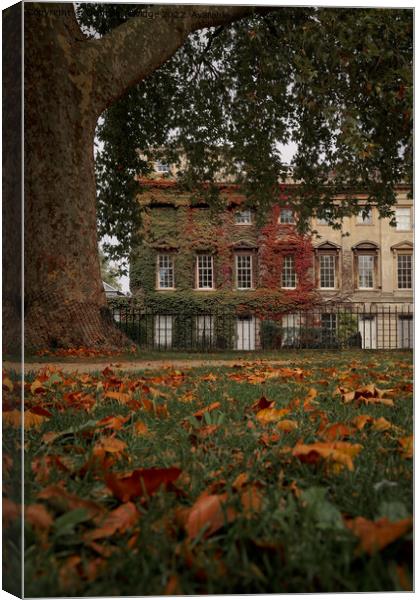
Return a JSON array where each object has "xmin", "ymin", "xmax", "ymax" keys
[{"xmin": 111, "ymin": 304, "xmax": 413, "ymax": 351}]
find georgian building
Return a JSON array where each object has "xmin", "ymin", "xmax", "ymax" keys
[{"xmin": 129, "ymin": 165, "xmax": 413, "ymax": 350}]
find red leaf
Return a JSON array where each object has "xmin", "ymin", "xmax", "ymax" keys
[{"xmin": 105, "ymin": 467, "xmax": 181, "ymax": 502}]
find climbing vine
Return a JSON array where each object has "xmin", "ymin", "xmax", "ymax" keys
[{"xmin": 126, "ymin": 182, "xmax": 321, "ymax": 317}]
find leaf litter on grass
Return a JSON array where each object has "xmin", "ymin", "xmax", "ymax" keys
[{"xmin": 3, "ymin": 352, "xmax": 413, "ymax": 594}]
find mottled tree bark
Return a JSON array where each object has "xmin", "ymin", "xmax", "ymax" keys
[{"xmin": 20, "ymin": 3, "xmax": 253, "ymax": 351}]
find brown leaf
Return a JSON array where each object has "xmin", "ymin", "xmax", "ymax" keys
[
  {"xmin": 105, "ymin": 467, "xmax": 182, "ymax": 502},
  {"xmin": 232, "ymin": 472, "xmax": 249, "ymax": 491},
  {"xmin": 256, "ymin": 408, "xmax": 290, "ymax": 425},
  {"xmin": 240, "ymin": 486, "xmax": 263, "ymax": 517},
  {"xmin": 94, "ymin": 436, "xmax": 127, "ymax": 456},
  {"xmin": 345, "ymin": 516, "xmax": 412, "ymax": 555},
  {"xmin": 134, "ymin": 421, "xmax": 149, "ymax": 435},
  {"xmin": 351, "ymin": 414, "xmax": 372, "ymax": 430},
  {"xmin": 104, "ymin": 391, "xmax": 131, "ymax": 403},
  {"xmin": 4, "ymin": 409, "xmax": 48, "ymax": 429},
  {"xmin": 372, "ymin": 417, "xmax": 393, "ymax": 432},
  {"xmin": 3, "ymin": 498, "xmax": 20, "ymax": 525},
  {"xmin": 319, "ymin": 423, "xmax": 354, "ymax": 441},
  {"xmin": 97, "ymin": 414, "xmax": 130, "ymax": 430},
  {"xmin": 292, "ymin": 441, "xmax": 363, "ymax": 471},
  {"xmin": 251, "ymin": 396, "xmax": 274, "ymax": 413},
  {"xmin": 276, "ymin": 419, "xmax": 298, "ymax": 432},
  {"xmin": 25, "ymin": 503, "xmax": 53, "ymax": 531},
  {"xmin": 84, "ymin": 502, "xmax": 139, "ymax": 541},
  {"xmin": 185, "ymin": 492, "xmax": 236, "ymax": 540},
  {"xmin": 193, "ymin": 402, "xmax": 221, "ymax": 420},
  {"xmin": 398, "ymin": 435, "xmax": 413, "ymax": 459}
]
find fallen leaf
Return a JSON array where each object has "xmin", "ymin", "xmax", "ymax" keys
[
  {"xmin": 372, "ymin": 417, "xmax": 393, "ymax": 432},
  {"xmin": 3, "ymin": 409, "xmax": 48, "ymax": 429},
  {"xmin": 251, "ymin": 396, "xmax": 274, "ymax": 412},
  {"xmin": 37, "ymin": 484, "xmax": 105, "ymax": 520},
  {"xmin": 232, "ymin": 472, "xmax": 249, "ymax": 490},
  {"xmin": 25, "ymin": 503, "xmax": 53, "ymax": 531},
  {"xmin": 352, "ymin": 415, "xmax": 372, "ymax": 430},
  {"xmin": 345, "ymin": 515, "xmax": 412, "ymax": 555},
  {"xmin": 193, "ymin": 402, "xmax": 221, "ymax": 420},
  {"xmin": 31, "ymin": 379, "xmax": 46, "ymax": 395},
  {"xmin": 292, "ymin": 441, "xmax": 363, "ymax": 471},
  {"xmin": 134, "ymin": 421, "xmax": 149, "ymax": 435},
  {"xmin": 97, "ymin": 415, "xmax": 131, "ymax": 430},
  {"xmin": 94, "ymin": 436, "xmax": 127, "ymax": 455},
  {"xmin": 240, "ymin": 486, "xmax": 263, "ymax": 517},
  {"xmin": 2, "ymin": 376, "xmax": 14, "ymax": 392},
  {"xmin": 398, "ymin": 435, "xmax": 413, "ymax": 459},
  {"xmin": 256, "ymin": 408, "xmax": 290, "ymax": 424},
  {"xmin": 185, "ymin": 493, "xmax": 236, "ymax": 540},
  {"xmin": 276, "ymin": 419, "xmax": 298, "ymax": 432},
  {"xmin": 105, "ymin": 467, "xmax": 181, "ymax": 502},
  {"xmin": 319, "ymin": 423, "xmax": 354, "ymax": 441},
  {"xmin": 104, "ymin": 391, "xmax": 131, "ymax": 403},
  {"xmin": 84, "ymin": 502, "xmax": 139, "ymax": 541}
]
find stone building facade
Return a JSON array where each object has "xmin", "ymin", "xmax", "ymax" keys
[{"xmin": 128, "ymin": 168, "xmax": 413, "ymax": 350}]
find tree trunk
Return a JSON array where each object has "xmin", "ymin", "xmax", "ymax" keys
[
  {"xmin": 18, "ymin": 3, "xmax": 256, "ymax": 352},
  {"xmin": 23, "ymin": 4, "xmax": 124, "ymax": 351}
]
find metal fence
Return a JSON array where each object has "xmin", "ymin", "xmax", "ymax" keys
[{"xmin": 111, "ymin": 304, "xmax": 413, "ymax": 351}]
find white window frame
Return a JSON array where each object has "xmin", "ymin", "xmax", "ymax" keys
[
  {"xmin": 155, "ymin": 161, "xmax": 169, "ymax": 173},
  {"xmin": 356, "ymin": 207, "xmax": 373, "ymax": 225},
  {"xmin": 319, "ymin": 254, "xmax": 336, "ymax": 289},
  {"xmin": 195, "ymin": 315, "xmax": 214, "ymax": 344},
  {"xmin": 281, "ymin": 255, "xmax": 297, "ymax": 289},
  {"xmin": 397, "ymin": 253, "xmax": 413, "ymax": 289},
  {"xmin": 395, "ymin": 207, "xmax": 412, "ymax": 231},
  {"xmin": 154, "ymin": 315, "xmax": 173, "ymax": 347},
  {"xmin": 235, "ymin": 209, "xmax": 252, "ymax": 224},
  {"xmin": 196, "ymin": 255, "xmax": 214, "ymax": 290},
  {"xmin": 358, "ymin": 254, "xmax": 375, "ymax": 289},
  {"xmin": 235, "ymin": 254, "xmax": 253, "ymax": 289},
  {"xmin": 157, "ymin": 254, "xmax": 175, "ymax": 290},
  {"xmin": 279, "ymin": 208, "xmax": 295, "ymax": 225}
]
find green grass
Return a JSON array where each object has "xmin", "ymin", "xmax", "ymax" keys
[{"xmin": 3, "ymin": 352, "xmax": 413, "ymax": 595}]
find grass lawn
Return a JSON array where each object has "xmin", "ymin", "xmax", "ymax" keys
[{"xmin": 3, "ymin": 351, "xmax": 413, "ymax": 595}]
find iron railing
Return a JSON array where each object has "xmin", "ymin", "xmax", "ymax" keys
[{"xmin": 110, "ymin": 303, "xmax": 413, "ymax": 351}]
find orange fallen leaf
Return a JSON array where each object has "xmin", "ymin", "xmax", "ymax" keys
[
  {"xmin": 276, "ymin": 419, "xmax": 298, "ymax": 432},
  {"xmin": 398, "ymin": 435, "xmax": 413, "ymax": 459},
  {"xmin": 240, "ymin": 486, "xmax": 263, "ymax": 517},
  {"xmin": 3, "ymin": 409, "xmax": 48, "ymax": 429},
  {"xmin": 256, "ymin": 408, "xmax": 290, "ymax": 425},
  {"xmin": 193, "ymin": 402, "xmax": 221, "ymax": 420},
  {"xmin": 37, "ymin": 484, "xmax": 105, "ymax": 520},
  {"xmin": 185, "ymin": 492, "xmax": 236, "ymax": 540},
  {"xmin": 352, "ymin": 415, "xmax": 372, "ymax": 430},
  {"xmin": 94, "ymin": 436, "xmax": 127, "ymax": 456},
  {"xmin": 202, "ymin": 373, "xmax": 217, "ymax": 382},
  {"xmin": 25, "ymin": 503, "xmax": 53, "ymax": 531},
  {"xmin": 104, "ymin": 391, "xmax": 131, "ymax": 403},
  {"xmin": 251, "ymin": 396, "xmax": 274, "ymax": 412},
  {"xmin": 30, "ymin": 379, "xmax": 46, "ymax": 395},
  {"xmin": 97, "ymin": 415, "xmax": 130, "ymax": 430},
  {"xmin": 320, "ymin": 423, "xmax": 354, "ymax": 441},
  {"xmin": 372, "ymin": 417, "xmax": 393, "ymax": 432},
  {"xmin": 84, "ymin": 502, "xmax": 139, "ymax": 541},
  {"xmin": 345, "ymin": 516, "xmax": 412, "ymax": 555},
  {"xmin": 292, "ymin": 441, "xmax": 362, "ymax": 471},
  {"xmin": 232, "ymin": 472, "xmax": 249, "ymax": 491},
  {"xmin": 105, "ymin": 467, "xmax": 181, "ymax": 502},
  {"xmin": 134, "ymin": 421, "xmax": 149, "ymax": 435}
]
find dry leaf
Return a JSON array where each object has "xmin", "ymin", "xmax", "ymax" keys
[
  {"xmin": 345, "ymin": 516, "xmax": 412, "ymax": 555},
  {"xmin": 398, "ymin": 435, "xmax": 413, "ymax": 459},
  {"xmin": 352, "ymin": 415, "xmax": 372, "ymax": 430},
  {"xmin": 104, "ymin": 391, "xmax": 131, "ymax": 403},
  {"xmin": 84, "ymin": 502, "xmax": 139, "ymax": 541},
  {"xmin": 256, "ymin": 408, "xmax": 290, "ymax": 425},
  {"xmin": 193, "ymin": 402, "xmax": 221, "ymax": 420},
  {"xmin": 320, "ymin": 423, "xmax": 354, "ymax": 441},
  {"xmin": 25, "ymin": 503, "xmax": 53, "ymax": 531},
  {"xmin": 292, "ymin": 441, "xmax": 362, "ymax": 471},
  {"xmin": 134, "ymin": 421, "xmax": 149, "ymax": 435},
  {"xmin": 276, "ymin": 419, "xmax": 298, "ymax": 432},
  {"xmin": 185, "ymin": 492, "xmax": 236, "ymax": 539},
  {"xmin": 105, "ymin": 467, "xmax": 181, "ymax": 502}
]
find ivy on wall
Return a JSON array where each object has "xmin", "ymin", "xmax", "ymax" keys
[{"xmin": 125, "ymin": 185, "xmax": 321, "ymax": 316}]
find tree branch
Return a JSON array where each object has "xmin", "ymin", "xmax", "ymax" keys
[{"xmin": 87, "ymin": 5, "xmax": 257, "ymax": 114}]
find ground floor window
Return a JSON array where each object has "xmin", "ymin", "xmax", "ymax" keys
[
  {"xmin": 195, "ymin": 315, "xmax": 214, "ymax": 345},
  {"xmin": 154, "ymin": 315, "xmax": 173, "ymax": 348},
  {"xmin": 398, "ymin": 315, "xmax": 413, "ymax": 349}
]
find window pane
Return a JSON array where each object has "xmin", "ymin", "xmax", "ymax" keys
[
  {"xmin": 358, "ymin": 255, "xmax": 374, "ymax": 288},
  {"xmin": 320, "ymin": 255, "xmax": 335, "ymax": 288},
  {"xmin": 397, "ymin": 254, "xmax": 412, "ymax": 289},
  {"xmin": 357, "ymin": 207, "xmax": 372, "ymax": 224},
  {"xmin": 197, "ymin": 255, "xmax": 213, "ymax": 289},
  {"xmin": 236, "ymin": 255, "xmax": 252, "ymax": 288},
  {"xmin": 235, "ymin": 209, "xmax": 252, "ymax": 224},
  {"xmin": 158, "ymin": 255, "xmax": 174, "ymax": 288},
  {"xmin": 196, "ymin": 315, "xmax": 214, "ymax": 343},
  {"xmin": 282, "ymin": 255, "xmax": 296, "ymax": 288},
  {"xmin": 395, "ymin": 208, "xmax": 411, "ymax": 230},
  {"xmin": 280, "ymin": 209, "xmax": 294, "ymax": 224}
]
